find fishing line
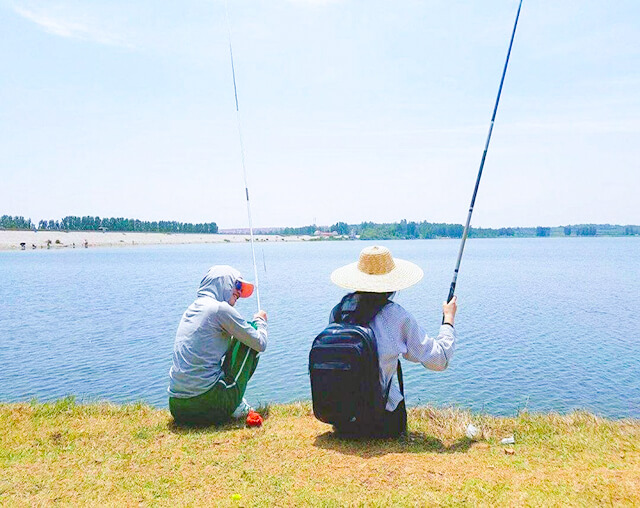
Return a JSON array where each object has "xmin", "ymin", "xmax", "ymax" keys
[
  {"xmin": 224, "ymin": 0, "xmax": 261, "ymax": 311},
  {"xmin": 446, "ymin": 0, "xmax": 523, "ymax": 304}
]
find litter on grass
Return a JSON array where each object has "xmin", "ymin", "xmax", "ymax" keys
[{"xmin": 466, "ymin": 423, "xmax": 480, "ymax": 439}]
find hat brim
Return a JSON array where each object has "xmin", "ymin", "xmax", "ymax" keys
[
  {"xmin": 330, "ymin": 258, "xmax": 423, "ymax": 293},
  {"xmin": 237, "ymin": 279, "xmax": 254, "ymax": 298}
]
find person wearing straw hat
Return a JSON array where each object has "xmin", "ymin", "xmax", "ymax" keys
[
  {"xmin": 168, "ymin": 265, "xmax": 267, "ymax": 426},
  {"xmin": 326, "ymin": 245, "xmax": 457, "ymax": 437}
]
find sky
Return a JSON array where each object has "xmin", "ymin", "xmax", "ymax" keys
[{"xmin": 1, "ymin": 0, "xmax": 639, "ymax": 229}]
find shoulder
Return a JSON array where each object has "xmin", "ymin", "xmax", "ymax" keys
[
  {"xmin": 217, "ymin": 301, "xmax": 240, "ymax": 317},
  {"xmin": 371, "ymin": 301, "xmax": 409, "ymax": 325},
  {"xmin": 196, "ymin": 298, "xmax": 238, "ymax": 322},
  {"xmin": 195, "ymin": 295, "xmax": 222, "ymax": 313},
  {"xmin": 379, "ymin": 301, "xmax": 412, "ymax": 319},
  {"xmin": 374, "ymin": 302, "xmax": 419, "ymax": 330}
]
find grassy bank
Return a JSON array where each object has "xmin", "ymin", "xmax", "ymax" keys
[{"xmin": 2, "ymin": 399, "xmax": 639, "ymax": 506}]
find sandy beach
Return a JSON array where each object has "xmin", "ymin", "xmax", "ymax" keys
[{"xmin": 0, "ymin": 230, "xmax": 312, "ymax": 251}]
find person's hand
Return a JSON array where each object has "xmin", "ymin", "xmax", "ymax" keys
[
  {"xmin": 254, "ymin": 310, "xmax": 267, "ymax": 322},
  {"xmin": 442, "ymin": 296, "xmax": 457, "ymax": 326}
]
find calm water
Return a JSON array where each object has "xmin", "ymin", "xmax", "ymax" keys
[{"xmin": 1, "ymin": 238, "xmax": 639, "ymax": 418}]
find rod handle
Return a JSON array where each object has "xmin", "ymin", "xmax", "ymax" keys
[
  {"xmin": 442, "ymin": 282, "xmax": 456, "ymax": 324},
  {"xmin": 447, "ymin": 282, "xmax": 456, "ymax": 303}
]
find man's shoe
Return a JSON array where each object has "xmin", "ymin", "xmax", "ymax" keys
[{"xmin": 232, "ymin": 398, "xmax": 253, "ymax": 419}]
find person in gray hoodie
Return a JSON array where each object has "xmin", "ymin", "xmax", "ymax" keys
[{"xmin": 168, "ymin": 265, "xmax": 267, "ymax": 425}]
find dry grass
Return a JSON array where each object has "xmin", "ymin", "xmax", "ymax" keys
[{"xmin": 1, "ymin": 398, "xmax": 639, "ymax": 506}]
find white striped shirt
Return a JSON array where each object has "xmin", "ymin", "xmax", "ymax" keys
[{"xmin": 367, "ymin": 302, "xmax": 457, "ymax": 411}]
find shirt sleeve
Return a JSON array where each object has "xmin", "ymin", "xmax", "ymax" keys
[
  {"xmin": 217, "ymin": 303, "xmax": 268, "ymax": 352},
  {"xmin": 396, "ymin": 306, "xmax": 456, "ymax": 371}
]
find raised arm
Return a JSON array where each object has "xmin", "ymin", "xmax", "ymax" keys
[
  {"xmin": 393, "ymin": 303, "xmax": 457, "ymax": 371},
  {"xmin": 218, "ymin": 303, "xmax": 268, "ymax": 352}
]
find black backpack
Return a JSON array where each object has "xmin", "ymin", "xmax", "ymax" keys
[{"xmin": 309, "ymin": 292, "xmax": 403, "ymax": 431}]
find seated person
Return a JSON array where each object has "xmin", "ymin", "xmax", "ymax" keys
[
  {"xmin": 168, "ymin": 265, "xmax": 267, "ymax": 426},
  {"xmin": 312, "ymin": 245, "xmax": 457, "ymax": 438}
]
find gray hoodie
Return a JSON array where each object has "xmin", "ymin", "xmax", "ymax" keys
[{"xmin": 168, "ymin": 265, "xmax": 268, "ymax": 398}]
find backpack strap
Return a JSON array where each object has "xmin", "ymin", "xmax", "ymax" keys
[{"xmin": 383, "ymin": 361, "xmax": 405, "ymax": 404}]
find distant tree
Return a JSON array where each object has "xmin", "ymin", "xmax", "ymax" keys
[
  {"xmin": 13, "ymin": 215, "xmax": 217, "ymax": 234},
  {"xmin": 281, "ymin": 225, "xmax": 316, "ymax": 236},
  {"xmin": 0, "ymin": 215, "xmax": 32, "ymax": 230},
  {"xmin": 470, "ymin": 227, "xmax": 499, "ymax": 238},
  {"xmin": 577, "ymin": 225, "xmax": 597, "ymax": 236},
  {"xmin": 564, "ymin": 226, "xmax": 572, "ymax": 236},
  {"xmin": 397, "ymin": 219, "xmax": 408, "ymax": 238},
  {"xmin": 536, "ymin": 227, "xmax": 551, "ymax": 237},
  {"xmin": 330, "ymin": 222, "xmax": 350, "ymax": 235},
  {"xmin": 418, "ymin": 222, "xmax": 435, "ymax": 239},
  {"xmin": 406, "ymin": 221, "xmax": 418, "ymax": 239}
]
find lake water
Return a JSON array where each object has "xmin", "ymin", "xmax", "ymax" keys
[{"xmin": 1, "ymin": 238, "xmax": 638, "ymax": 418}]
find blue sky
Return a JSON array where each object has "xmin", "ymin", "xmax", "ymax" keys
[{"xmin": 1, "ymin": 0, "xmax": 638, "ymax": 228}]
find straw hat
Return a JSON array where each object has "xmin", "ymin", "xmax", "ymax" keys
[{"xmin": 330, "ymin": 246, "xmax": 423, "ymax": 293}]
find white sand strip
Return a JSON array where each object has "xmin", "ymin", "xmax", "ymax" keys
[{"xmin": 0, "ymin": 230, "xmax": 311, "ymax": 251}]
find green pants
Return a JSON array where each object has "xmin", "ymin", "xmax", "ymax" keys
[{"xmin": 169, "ymin": 338, "xmax": 259, "ymax": 426}]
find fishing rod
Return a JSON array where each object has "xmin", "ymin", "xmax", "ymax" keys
[
  {"xmin": 446, "ymin": 0, "xmax": 523, "ymax": 304},
  {"xmin": 224, "ymin": 0, "xmax": 261, "ymax": 311}
]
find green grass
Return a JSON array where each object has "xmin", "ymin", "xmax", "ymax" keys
[{"xmin": 1, "ymin": 399, "xmax": 639, "ymax": 506}]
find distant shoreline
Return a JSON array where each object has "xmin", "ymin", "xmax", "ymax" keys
[
  {"xmin": 0, "ymin": 230, "xmax": 313, "ymax": 251},
  {"xmin": 1, "ymin": 230, "xmax": 637, "ymax": 251}
]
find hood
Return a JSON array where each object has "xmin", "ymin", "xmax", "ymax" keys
[{"xmin": 197, "ymin": 265, "xmax": 242, "ymax": 303}]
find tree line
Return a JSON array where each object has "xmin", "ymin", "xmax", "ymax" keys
[
  {"xmin": 0, "ymin": 215, "xmax": 217, "ymax": 234},
  {"xmin": 3, "ymin": 214, "xmax": 639, "ymax": 238},
  {"xmin": 277, "ymin": 221, "xmax": 640, "ymax": 239},
  {"xmin": 277, "ymin": 220, "xmax": 463, "ymax": 239},
  {"xmin": 0, "ymin": 215, "xmax": 32, "ymax": 230}
]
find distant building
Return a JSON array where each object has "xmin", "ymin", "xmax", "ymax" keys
[{"xmin": 314, "ymin": 230, "xmax": 338, "ymax": 237}]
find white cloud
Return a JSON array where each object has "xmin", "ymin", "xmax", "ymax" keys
[{"xmin": 13, "ymin": 4, "xmax": 133, "ymax": 48}]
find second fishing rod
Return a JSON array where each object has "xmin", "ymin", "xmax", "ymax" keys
[{"xmin": 225, "ymin": 0, "xmax": 261, "ymax": 312}]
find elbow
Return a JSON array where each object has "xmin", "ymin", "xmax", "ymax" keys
[
  {"xmin": 256, "ymin": 334, "xmax": 268, "ymax": 353},
  {"xmin": 250, "ymin": 327, "xmax": 268, "ymax": 352},
  {"xmin": 430, "ymin": 361, "xmax": 449, "ymax": 372},
  {"xmin": 424, "ymin": 355, "xmax": 451, "ymax": 371}
]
